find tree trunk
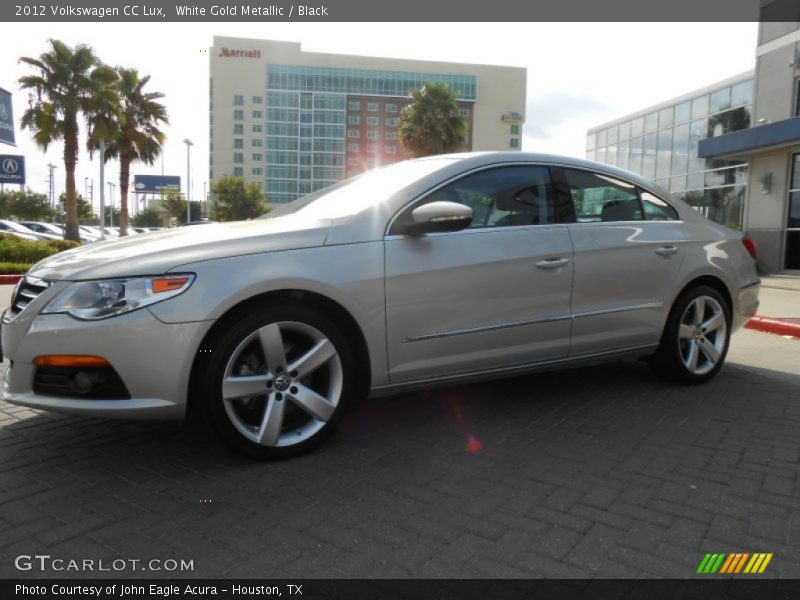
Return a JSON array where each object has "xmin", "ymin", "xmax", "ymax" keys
[
  {"xmin": 63, "ymin": 113, "xmax": 80, "ymax": 242},
  {"xmin": 119, "ymin": 154, "xmax": 130, "ymax": 236}
]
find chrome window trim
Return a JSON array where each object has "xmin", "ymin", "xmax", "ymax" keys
[{"xmin": 384, "ymin": 161, "xmax": 683, "ymax": 237}]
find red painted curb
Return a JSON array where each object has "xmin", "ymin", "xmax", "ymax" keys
[
  {"xmin": 745, "ymin": 316, "xmax": 800, "ymax": 339},
  {"xmin": 0, "ymin": 275, "xmax": 23, "ymax": 285}
]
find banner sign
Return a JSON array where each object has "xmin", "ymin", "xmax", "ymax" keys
[
  {"xmin": 134, "ymin": 175, "xmax": 180, "ymax": 193},
  {"xmin": 0, "ymin": 154, "xmax": 24, "ymax": 184},
  {"xmin": 0, "ymin": 88, "xmax": 15, "ymax": 145}
]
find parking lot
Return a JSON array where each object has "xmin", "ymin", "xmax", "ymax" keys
[{"xmin": 0, "ymin": 327, "xmax": 798, "ymax": 579}]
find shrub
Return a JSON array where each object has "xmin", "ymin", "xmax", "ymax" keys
[
  {"xmin": 0, "ymin": 233, "xmax": 80, "ymax": 264},
  {"xmin": 0, "ymin": 262, "xmax": 33, "ymax": 274}
]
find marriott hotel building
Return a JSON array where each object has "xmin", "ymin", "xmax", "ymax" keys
[
  {"xmin": 588, "ymin": 20, "xmax": 800, "ymax": 274},
  {"xmin": 209, "ymin": 36, "xmax": 526, "ymax": 205}
]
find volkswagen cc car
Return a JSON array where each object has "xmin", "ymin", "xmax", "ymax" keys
[{"xmin": 1, "ymin": 153, "xmax": 760, "ymax": 458}]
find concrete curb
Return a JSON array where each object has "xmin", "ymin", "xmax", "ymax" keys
[
  {"xmin": 0, "ymin": 275, "xmax": 23, "ymax": 286},
  {"xmin": 745, "ymin": 316, "xmax": 800, "ymax": 339}
]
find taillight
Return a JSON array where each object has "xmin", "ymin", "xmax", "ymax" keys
[{"xmin": 742, "ymin": 236, "xmax": 757, "ymax": 260}]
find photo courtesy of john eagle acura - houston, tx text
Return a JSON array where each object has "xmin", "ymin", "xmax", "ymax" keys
[{"xmin": 1, "ymin": 152, "xmax": 760, "ymax": 459}]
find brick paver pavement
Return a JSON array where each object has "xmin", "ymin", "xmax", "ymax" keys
[{"xmin": 1, "ymin": 356, "xmax": 799, "ymax": 579}]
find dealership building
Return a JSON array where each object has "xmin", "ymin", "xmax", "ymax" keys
[
  {"xmin": 588, "ymin": 21, "xmax": 800, "ymax": 274},
  {"xmin": 209, "ymin": 37, "xmax": 526, "ymax": 205}
]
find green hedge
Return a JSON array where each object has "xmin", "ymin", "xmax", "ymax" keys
[
  {"xmin": 0, "ymin": 262, "xmax": 34, "ymax": 275},
  {"xmin": 0, "ymin": 232, "xmax": 81, "ymax": 264}
]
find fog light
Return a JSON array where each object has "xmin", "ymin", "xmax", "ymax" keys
[{"xmin": 70, "ymin": 371, "xmax": 94, "ymax": 394}]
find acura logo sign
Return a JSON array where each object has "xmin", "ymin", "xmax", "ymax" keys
[{"xmin": 2, "ymin": 158, "xmax": 19, "ymax": 174}]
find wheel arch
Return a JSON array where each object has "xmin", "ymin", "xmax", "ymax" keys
[
  {"xmin": 673, "ymin": 274, "xmax": 733, "ymax": 316},
  {"xmin": 186, "ymin": 288, "xmax": 372, "ymax": 419}
]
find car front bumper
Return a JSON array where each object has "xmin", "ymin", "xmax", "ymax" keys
[{"xmin": 1, "ymin": 307, "xmax": 211, "ymax": 420}]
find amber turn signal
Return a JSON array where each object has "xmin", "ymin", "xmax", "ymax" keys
[
  {"xmin": 34, "ymin": 355, "xmax": 111, "ymax": 368},
  {"xmin": 152, "ymin": 277, "xmax": 190, "ymax": 293}
]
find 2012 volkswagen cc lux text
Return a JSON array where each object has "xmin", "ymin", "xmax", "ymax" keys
[{"xmin": 1, "ymin": 153, "xmax": 760, "ymax": 458}]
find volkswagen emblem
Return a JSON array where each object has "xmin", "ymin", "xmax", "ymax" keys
[
  {"xmin": 2, "ymin": 158, "xmax": 19, "ymax": 174},
  {"xmin": 274, "ymin": 374, "xmax": 292, "ymax": 391}
]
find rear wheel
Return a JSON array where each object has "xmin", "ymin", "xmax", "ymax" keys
[
  {"xmin": 198, "ymin": 305, "xmax": 354, "ymax": 459},
  {"xmin": 649, "ymin": 285, "xmax": 731, "ymax": 384}
]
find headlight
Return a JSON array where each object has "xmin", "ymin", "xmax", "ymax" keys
[{"xmin": 42, "ymin": 275, "xmax": 195, "ymax": 320}]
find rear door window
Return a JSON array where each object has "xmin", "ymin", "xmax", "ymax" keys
[{"xmin": 563, "ymin": 169, "xmax": 643, "ymax": 222}]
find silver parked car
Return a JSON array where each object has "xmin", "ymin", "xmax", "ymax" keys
[{"xmin": 1, "ymin": 153, "xmax": 760, "ymax": 458}]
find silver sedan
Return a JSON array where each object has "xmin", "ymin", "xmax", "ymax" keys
[{"xmin": 1, "ymin": 153, "xmax": 760, "ymax": 458}]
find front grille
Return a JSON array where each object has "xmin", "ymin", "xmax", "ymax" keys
[
  {"xmin": 2, "ymin": 276, "xmax": 49, "ymax": 322},
  {"xmin": 33, "ymin": 366, "xmax": 131, "ymax": 399}
]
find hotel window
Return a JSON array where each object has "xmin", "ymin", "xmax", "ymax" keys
[
  {"xmin": 347, "ymin": 143, "xmax": 360, "ymax": 152},
  {"xmin": 367, "ymin": 130, "xmax": 378, "ymax": 140},
  {"xmin": 348, "ymin": 115, "xmax": 360, "ymax": 125},
  {"xmin": 366, "ymin": 145, "xmax": 377, "ymax": 153},
  {"xmin": 233, "ymin": 124, "xmax": 244, "ymax": 135},
  {"xmin": 348, "ymin": 101, "xmax": 360, "ymax": 110},
  {"xmin": 385, "ymin": 145, "xmax": 397, "ymax": 154},
  {"xmin": 252, "ymin": 110, "xmax": 263, "ymax": 119},
  {"xmin": 385, "ymin": 118, "xmax": 397, "ymax": 127},
  {"xmin": 234, "ymin": 167, "xmax": 244, "ymax": 177},
  {"xmin": 234, "ymin": 138, "xmax": 243, "ymax": 149},
  {"xmin": 347, "ymin": 129, "xmax": 360, "ymax": 138},
  {"xmin": 385, "ymin": 131, "xmax": 397, "ymax": 140},
  {"xmin": 459, "ymin": 108, "xmax": 470, "ymax": 117},
  {"xmin": 347, "ymin": 157, "xmax": 359, "ymax": 166},
  {"xmin": 510, "ymin": 138, "xmax": 520, "ymax": 149},
  {"xmin": 252, "ymin": 139, "xmax": 263, "ymax": 147},
  {"xmin": 386, "ymin": 104, "xmax": 398, "ymax": 113},
  {"xmin": 510, "ymin": 124, "xmax": 520, "ymax": 135},
  {"xmin": 233, "ymin": 110, "xmax": 244, "ymax": 120},
  {"xmin": 367, "ymin": 103, "xmax": 379, "ymax": 112},
  {"xmin": 252, "ymin": 167, "xmax": 263, "ymax": 175},
  {"xmin": 234, "ymin": 95, "xmax": 244, "ymax": 105},
  {"xmin": 233, "ymin": 153, "xmax": 244, "ymax": 163},
  {"xmin": 367, "ymin": 116, "xmax": 379, "ymax": 126},
  {"xmin": 795, "ymin": 79, "xmax": 800, "ymax": 117},
  {"xmin": 252, "ymin": 124, "xmax": 263, "ymax": 133},
  {"xmin": 252, "ymin": 96, "xmax": 263, "ymax": 104},
  {"xmin": 252, "ymin": 153, "xmax": 263, "ymax": 161}
]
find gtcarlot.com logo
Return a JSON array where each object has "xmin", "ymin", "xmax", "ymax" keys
[
  {"xmin": 14, "ymin": 554, "xmax": 194, "ymax": 572},
  {"xmin": 697, "ymin": 552, "xmax": 773, "ymax": 574}
]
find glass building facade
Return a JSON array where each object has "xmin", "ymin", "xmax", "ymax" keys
[
  {"xmin": 263, "ymin": 65, "xmax": 478, "ymax": 204},
  {"xmin": 587, "ymin": 76, "xmax": 754, "ymax": 229}
]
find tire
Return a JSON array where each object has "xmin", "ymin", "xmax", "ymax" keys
[
  {"xmin": 198, "ymin": 305, "xmax": 356, "ymax": 459},
  {"xmin": 648, "ymin": 285, "xmax": 731, "ymax": 384}
]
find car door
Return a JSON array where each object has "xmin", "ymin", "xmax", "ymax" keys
[
  {"xmin": 384, "ymin": 165, "xmax": 575, "ymax": 383},
  {"xmin": 561, "ymin": 167, "xmax": 687, "ymax": 355}
]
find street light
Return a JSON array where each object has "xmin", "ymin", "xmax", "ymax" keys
[
  {"xmin": 183, "ymin": 138, "xmax": 193, "ymax": 224},
  {"xmin": 108, "ymin": 182, "xmax": 116, "ymax": 228}
]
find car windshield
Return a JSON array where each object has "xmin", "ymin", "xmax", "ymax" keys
[
  {"xmin": 258, "ymin": 157, "xmax": 457, "ymax": 220},
  {"xmin": 1, "ymin": 220, "xmax": 36, "ymax": 233}
]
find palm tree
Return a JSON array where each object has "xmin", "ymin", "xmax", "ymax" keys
[
  {"xmin": 398, "ymin": 82, "xmax": 467, "ymax": 158},
  {"xmin": 91, "ymin": 68, "xmax": 167, "ymax": 236},
  {"xmin": 18, "ymin": 39, "xmax": 118, "ymax": 241}
]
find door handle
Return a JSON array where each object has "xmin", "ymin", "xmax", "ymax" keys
[
  {"xmin": 655, "ymin": 245, "xmax": 679, "ymax": 256},
  {"xmin": 535, "ymin": 257, "xmax": 570, "ymax": 269}
]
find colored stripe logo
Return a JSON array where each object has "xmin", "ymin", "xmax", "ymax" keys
[{"xmin": 697, "ymin": 553, "xmax": 773, "ymax": 574}]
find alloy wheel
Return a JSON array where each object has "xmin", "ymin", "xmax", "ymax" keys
[
  {"xmin": 678, "ymin": 295, "xmax": 727, "ymax": 376},
  {"xmin": 221, "ymin": 320, "xmax": 343, "ymax": 447}
]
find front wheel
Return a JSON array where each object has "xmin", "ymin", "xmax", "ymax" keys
[
  {"xmin": 649, "ymin": 285, "xmax": 731, "ymax": 384},
  {"xmin": 198, "ymin": 305, "xmax": 354, "ymax": 459}
]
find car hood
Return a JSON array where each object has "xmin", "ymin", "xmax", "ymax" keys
[{"xmin": 29, "ymin": 215, "xmax": 333, "ymax": 281}]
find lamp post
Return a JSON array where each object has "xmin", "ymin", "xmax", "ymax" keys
[
  {"xmin": 108, "ymin": 182, "xmax": 116, "ymax": 228},
  {"xmin": 183, "ymin": 138, "xmax": 193, "ymax": 224}
]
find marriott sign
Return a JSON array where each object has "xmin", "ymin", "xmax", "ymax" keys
[{"xmin": 218, "ymin": 48, "xmax": 261, "ymax": 59}]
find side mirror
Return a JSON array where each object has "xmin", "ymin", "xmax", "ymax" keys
[{"xmin": 402, "ymin": 201, "xmax": 473, "ymax": 235}]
